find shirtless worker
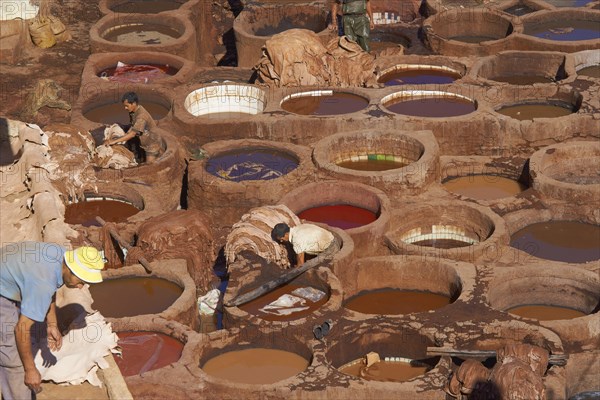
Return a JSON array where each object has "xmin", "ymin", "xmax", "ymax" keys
[
  {"xmin": 0, "ymin": 242, "xmax": 104, "ymax": 399},
  {"xmin": 329, "ymin": 0, "xmax": 375, "ymax": 52},
  {"xmin": 271, "ymin": 223, "xmax": 335, "ymax": 266},
  {"xmin": 104, "ymin": 91, "xmax": 162, "ymax": 162}
]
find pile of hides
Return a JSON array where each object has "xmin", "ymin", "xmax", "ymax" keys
[
  {"xmin": 225, "ymin": 204, "xmax": 300, "ymax": 269},
  {"xmin": 102, "ymin": 210, "xmax": 215, "ymax": 291},
  {"xmin": 92, "ymin": 124, "xmax": 137, "ymax": 169},
  {"xmin": 254, "ymin": 29, "xmax": 379, "ymax": 88},
  {"xmin": 446, "ymin": 343, "xmax": 549, "ymax": 400},
  {"xmin": 100, "ymin": 62, "xmax": 174, "ymax": 84}
]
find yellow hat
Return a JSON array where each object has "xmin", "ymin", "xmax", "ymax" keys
[{"xmin": 64, "ymin": 247, "xmax": 105, "ymax": 283}]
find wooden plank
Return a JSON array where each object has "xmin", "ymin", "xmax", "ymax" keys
[{"xmin": 426, "ymin": 347, "xmax": 568, "ymax": 366}]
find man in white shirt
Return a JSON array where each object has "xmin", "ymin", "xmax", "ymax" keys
[{"xmin": 271, "ymin": 223, "xmax": 334, "ymax": 266}]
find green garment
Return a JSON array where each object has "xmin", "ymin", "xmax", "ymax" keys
[{"xmin": 340, "ymin": 0, "xmax": 371, "ymax": 52}]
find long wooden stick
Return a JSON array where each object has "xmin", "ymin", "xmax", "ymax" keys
[
  {"xmin": 225, "ymin": 236, "xmax": 341, "ymax": 307},
  {"xmin": 95, "ymin": 216, "xmax": 152, "ymax": 274},
  {"xmin": 426, "ymin": 347, "xmax": 568, "ymax": 366}
]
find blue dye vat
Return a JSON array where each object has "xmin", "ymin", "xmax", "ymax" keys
[{"xmin": 206, "ymin": 149, "xmax": 299, "ymax": 182}]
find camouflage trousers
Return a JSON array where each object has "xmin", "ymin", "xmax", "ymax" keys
[{"xmin": 342, "ymin": 14, "xmax": 371, "ymax": 52}]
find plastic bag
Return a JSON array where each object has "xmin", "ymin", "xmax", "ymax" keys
[
  {"xmin": 291, "ymin": 287, "xmax": 326, "ymax": 303},
  {"xmin": 198, "ymin": 289, "xmax": 220, "ymax": 315}
]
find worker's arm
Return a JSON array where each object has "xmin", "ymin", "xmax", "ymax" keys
[
  {"xmin": 366, "ymin": 0, "xmax": 374, "ymax": 29},
  {"xmin": 15, "ymin": 314, "xmax": 41, "ymax": 393},
  {"xmin": 104, "ymin": 130, "xmax": 136, "ymax": 146},
  {"xmin": 45, "ymin": 299, "xmax": 62, "ymax": 352},
  {"xmin": 329, "ymin": 1, "xmax": 339, "ymax": 30},
  {"xmin": 296, "ymin": 252, "xmax": 305, "ymax": 266}
]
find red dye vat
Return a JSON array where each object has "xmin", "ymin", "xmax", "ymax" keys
[
  {"xmin": 298, "ymin": 204, "xmax": 377, "ymax": 230},
  {"xmin": 115, "ymin": 331, "xmax": 184, "ymax": 377}
]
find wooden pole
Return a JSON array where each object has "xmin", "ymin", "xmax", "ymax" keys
[
  {"xmin": 95, "ymin": 216, "xmax": 152, "ymax": 274},
  {"xmin": 225, "ymin": 236, "xmax": 341, "ymax": 307},
  {"xmin": 426, "ymin": 347, "xmax": 568, "ymax": 366}
]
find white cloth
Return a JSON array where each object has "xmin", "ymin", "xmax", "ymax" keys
[{"xmin": 289, "ymin": 224, "xmax": 334, "ymax": 255}]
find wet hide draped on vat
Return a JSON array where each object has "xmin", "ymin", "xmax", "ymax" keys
[
  {"xmin": 101, "ymin": 62, "xmax": 171, "ymax": 84},
  {"xmin": 254, "ymin": 29, "xmax": 378, "ymax": 88}
]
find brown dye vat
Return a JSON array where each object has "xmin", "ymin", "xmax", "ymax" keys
[
  {"xmin": 449, "ymin": 35, "xmax": 500, "ymax": 43},
  {"xmin": 378, "ymin": 69, "xmax": 461, "ymax": 86},
  {"xmin": 490, "ymin": 75, "xmax": 555, "ymax": 84},
  {"xmin": 202, "ymin": 348, "xmax": 309, "ymax": 384},
  {"xmin": 84, "ymin": 102, "xmax": 169, "ymax": 125},
  {"xmin": 443, "ymin": 175, "xmax": 527, "ymax": 200},
  {"xmin": 578, "ymin": 65, "xmax": 600, "ymax": 78},
  {"xmin": 238, "ymin": 283, "xmax": 328, "ymax": 322},
  {"xmin": 115, "ymin": 331, "xmax": 184, "ymax": 377},
  {"xmin": 510, "ymin": 221, "xmax": 600, "ymax": 263},
  {"xmin": 385, "ymin": 97, "xmax": 476, "ymax": 118},
  {"xmin": 111, "ymin": 0, "xmax": 183, "ymax": 13},
  {"xmin": 339, "ymin": 359, "xmax": 430, "ymax": 382},
  {"xmin": 281, "ymin": 93, "xmax": 368, "ymax": 116},
  {"xmin": 369, "ymin": 32, "xmax": 411, "ymax": 52},
  {"xmin": 508, "ymin": 305, "xmax": 587, "ymax": 320},
  {"xmin": 298, "ymin": 204, "xmax": 377, "ymax": 230},
  {"xmin": 552, "ymin": 170, "xmax": 600, "ymax": 185},
  {"xmin": 103, "ymin": 23, "xmax": 180, "ymax": 44},
  {"xmin": 524, "ymin": 20, "xmax": 600, "ymax": 41},
  {"xmin": 64, "ymin": 199, "xmax": 140, "ymax": 227},
  {"xmin": 344, "ymin": 289, "xmax": 451, "ymax": 315},
  {"xmin": 412, "ymin": 239, "xmax": 473, "ymax": 249},
  {"xmin": 337, "ymin": 159, "xmax": 408, "ymax": 171},
  {"xmin": 497, "ymin": 102, "xmax": 574, "ymax": 120},
  {"xmin": 89, "ymin": 277, "xmax": 183, "ymax": 318}
]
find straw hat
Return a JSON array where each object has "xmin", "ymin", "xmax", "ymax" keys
[{"xmin": 64, "ymin": 247, "xmax": 105, "ymax": 283}]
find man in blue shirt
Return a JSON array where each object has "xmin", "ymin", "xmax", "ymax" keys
[{"xmin": 0, "ymin": 242, "xmax": 104, "ymax": 399}]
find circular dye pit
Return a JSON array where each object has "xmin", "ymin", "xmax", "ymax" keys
[
  {"xmin": 545, "ymin": 0, "xmax": 594, "ymax": 7},
  {"xmin": 570, "ymin": 392, "xmax": 600, "ymax": 400},
  {"xmin": 510, "ymin": 221, "xmax": 600, "ymax": 263},
  {"xmin": 115, "ymin": 331, "xmax": 184, "ymax": 376},
  {"xmin": 503, "ymin": 3, "xmax": 538, "ymax": 16},
  {"xmin": 401, "ymin": 226, "xmax": 481, "ymax": 249},
  {"xmin": 238, "ymin": 283, "xmax": 328, "ymax": 322},
  {"xmin": 337, "ymin": 155, "xmax": 409, "ymax": 171},
  {"xmin": 253, "ymin": 18, "xmax": 325, "ymax": 36},
  {"xmin": 90, "ymin": 277, "xmax": 183, "ymax": 317},
  {"xmin": 110, "ymin": 0, "xmax": 184, "ymax": 13},
  {"xmin": 443, "ymin": 175, "xmax": 527, "ymax": 201},
  {"xmin": 184, "ymin": 85, "xmax": 266, "ymax": 118},
  {"xmin": 64, "ymin": 198, "xmax": 140, "ymax": 227},
  {"xmin": 345, "ymin": 289, "xmax": 451, "ymax": 315},
  {"xmin": 507, "ymin": 305, "xmax": 587, "ymax": 320},
  {"xmin": 103, "ymin": 23, "xmax": 181, "ymax": 44},
  {"xmin": 98, "ymin": 63, "xmax": 178, "ymax": 83},
  {"xmin": 202, "ymin": 348, "xmax": 309, "ymax": 384},
  {"xmin": 577, "ymin": 65, "xmax": 600, "ymax": 78},
  {"xmin": 338, "ymin": 357, "xmax": 432, "ymax": 382},
  {"xmin": 378, "ymin": 65, "xmax": 462, "ymax": 86},
  {"xmin": 369, "ymin": 31, "xmax": 411, "ymax": 52},
  {"xmin": 449, "ymin": 34, "xmax": 502, "ymax": 43},
  {"xmin": 382, "ymin": 91, "xmax": 476, "ymax": 118},
  {"xmin": 205, "ymin": 148, "xmax": 298, "ymax": 182},
  {"xmin": 490, "ymin": 74, "xmax": 556, "ymax": 84},
  {"xmin": 524, "ymin": 20, "xmax": 600, "ymax": 41},
  {"xmin": 497, "ymin": 101, "xmax": 576, "ymax": 120},
  {"xmin": 84, "ymin": 101, "xmax": 169, "ymax": 125},
  {"xmin": 281, "ymin": 91, "xmax": 369, "ymax": 116},
  {"xmin": 298, "ymin": 204, "xmax": 378, "ymax": 230}
]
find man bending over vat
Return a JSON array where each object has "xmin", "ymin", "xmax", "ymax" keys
[
  {"xmin": 329, "ymin": 0, "xmax": 375, "ymax": 52},
  {"xmin": 0, "ymin": 242, "xmax": 105, "ymax": 399},
  {"xmin": 271, "ymin": 223, "xmax": 334, "ymax": 266},
  {"xmin": 104, "ymin": 91, "xmax": 162, "ymax": 162}
]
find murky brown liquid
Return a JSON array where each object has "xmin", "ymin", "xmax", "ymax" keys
[
  {"xmin": 84, "ymin": 102, "xmax": 169, "ymax": 125},
  {"xmin": 578, "ymin": 65, "xmax": 600, "ymax": 78},
  {"xmin": 497, "ymin": 102, "xmax": 574, "ymax": 120},
  {"xmin": 369, "ymin": 32, "xmax": 411, "ymax": 52},
  {"xmin": 345, "ymin": 289, "xmax": 451, "ymax": 315},
  {"xmin": 443, "ymin": 175, "xmax": 527, "ymax": 200},
  {"xmin": 337, "ymin": 159, "xmax": 408, "ymax": 171},
  {"xmin": 239, "ymin": 284, "xmax": 328, "ymax": 322},
  {"xmin": 115, "ymin": 331, "xmax": 183, "ymax": 377},
  {"xmin": 202, "ymin": 348, "xmax": 309, "ymax": 384},
  {"xmin": 385, "ymin": 97, "xmax": 476, "ymax": 117},
  {"xmin": 111, "ymin": 0, "xmax": 183, "ymax": 13},
  {"xmin": 339, "ymin": 359, "xmax": 429, "ymax": 382},
  {"xmin": 552, "ymin": 168, "xmax": 600, "ymax": 185},
  {"xmin": 412, "ymin": 238, "xmax": 474, "ymax": 249},
  {"xmin": 508, "ymin": 305, "xmax": 587, "ymax": 321},
  {"xmin": 449, "ymin": 35, "xmax": 501, "ymax": 43},
  {"xmin": 281, "ymin": 93, "xmax": 368, "ymax": 115},
  {"xmin": 64, "ymin": 200, "xmax": 140, "ymax": 227},
  {"xmin": 510, "ymin": 221, "xmax": 600, "ymax": 263},
  {"xmin": 525, "ymin": 20, "xmax": 600, "ymax": 41},
  {"xmin": 103, "ymin": 23, "xmax": 181, "ymax": 44},
  {"xmin": 490, "ymin": 75, "xmax": 555, "ymax": 85},
  {"xmin": 89, "ymin": 277, "xmax": 183, "ymax": 318},
  {"xmin": 379, "ymin": 69, "xmax": 461, "ymax": 86}
]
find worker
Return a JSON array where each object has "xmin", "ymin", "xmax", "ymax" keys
[
  {"xmin": 104, "ymin": 91, "xmax": 162, "ymax": 163},
  {"xmin": 271, "ymin": 223, "xmax": 334, "ymax": 266},
  {"xmin": 329, "ymin": 0, "xmax": 375, "ymax": 52},
  {"xmin": 0, "ymin": 242, "xmax": 105, "ymax": 399}
]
